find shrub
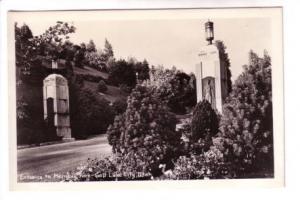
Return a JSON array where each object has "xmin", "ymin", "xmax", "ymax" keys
[
  {"xmin": 191, "ymin": 100, "xmax": 219, "ymax": 144},
  {"xmin": 106, "ymin": 85, "xmax": 181, "ymax": 176},
  {"xmin": 97, "ymin": 80, "xmax": 108, "ymax": 93},
  {"xmin": 213, "ymin": 51, "xmax": 273, "ymax": 177},
  {"xmin": 170, "ymin": 146, "xmax": 231, "ymax": 180},
  {"xmin": 66, "ymin": 155, "xmax": 152, "ymax": 181}
]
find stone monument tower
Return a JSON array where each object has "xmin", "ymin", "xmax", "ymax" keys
[
  {"xmin": 195, "ymin": 21, "xmax": 229, "ymax": 114},
  {"xmin": 43, "ymin": 61, "xmax": 73, "ymax": 141}
]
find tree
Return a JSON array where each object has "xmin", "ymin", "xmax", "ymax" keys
[
  {"xmin": 73, "ymin": 43, "xmax": 86, "ymax": 68},
  {"xmin": 129, "ymin": 58, "xmax": 150, "ymax": 81},
  {"xmin": 103, "ymin": 38, "xmax": 114, "ymax": 59},
  {"xmin": 150, "ymin": 66, "xmax": 196, "ymax": 114},
  {"xmin": 86, "ymin": 39, "xmax": 96, "ymax": 53},
  {"xmin": 108, "ymin": 59, "xmax": 136, "ymax": 88},
  {"xmin": 61, "ymin": 40, "xmax": 76, "ymax": 62},
  {"xmin": 213, "ymin": 50, "xmax": 273, "ymax": 177},
  {"xmin": 107, "ymin": 85, "xmax": 181, "ymax": 176},
  {"xmin": 15, "ymin": 23, "xmax": 34, "ymax": 78},
  {"xmin": 32, "ymin": 21, "xmax": 76, "ymax": 60},
  {"xmin": 15, "ymin": 21, "xmax": 76, "ymax": 79},
  {"xmin": 84, "ymin": 47, "xmax": 112, "ymax": 71}
]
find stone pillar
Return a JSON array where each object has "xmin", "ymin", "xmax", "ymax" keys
[
  {"xmin": 196, "ymin": 44, "xmax": 228, "ymax": 114},
  {"xmin": 43, "ymin": 73, "xmax": 74, "ymax": 141}
]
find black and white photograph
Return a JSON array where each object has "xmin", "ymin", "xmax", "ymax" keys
[{"xmin": 7, "ymin": 8, "xmax": 284, "ymax": 188}]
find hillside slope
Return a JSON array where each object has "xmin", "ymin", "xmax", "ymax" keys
[{"xmin": 73, "ymin": 65, "xmax": 128, "ymax": 103}]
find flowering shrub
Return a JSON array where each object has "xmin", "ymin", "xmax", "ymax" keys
[
  {"xmin": 170, "ymin": 146, "xmax": 231, "ymax": 180},
  {"xmin": 66, "ymin": 155, "xmax": 152, "ymax": 181}
]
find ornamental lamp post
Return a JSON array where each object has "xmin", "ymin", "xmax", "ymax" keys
[{"xmin": 205, "ymin": 20, "xmax": 214, "ymax": 45}]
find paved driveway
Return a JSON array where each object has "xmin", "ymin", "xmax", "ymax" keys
[{"xmin": 17, "ymin": 135, "xmax": 111, "ymax": 180}]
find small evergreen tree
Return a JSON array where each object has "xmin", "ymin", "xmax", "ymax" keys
[
  {"xmin": 103, "ymin": 38, "xmax": 114, "ymax": 59},
  {"xmin": 191, "ymin": 100, "xmax": 219, "ymax": 143}
]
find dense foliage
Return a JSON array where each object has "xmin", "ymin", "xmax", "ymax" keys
[
  {"xmin": 112, "ymin": 98, "xmax": 127, "ymax": 115},
  {"xmin": 15, "ymin": 23, "xmax": 118, "ymax": 144},
  {"xmin": 171, "ymin": 146, "xmax": 231, "ymax": 180},
  {"xmin": 215, "ymin": 40, "xmax": 232, "ymax": 94},
  {"xmin": 150, "ymin": 66, "xmax": 197, "ymax": 114},
  {"xmin": 108, "ymin": 59, "xmax": 137, "ymax": 88},
  {"xmin": 212, "ymin": 51, "xmax": 273, "ymax": 177},
  {"xmin": 107, "ymin": 85, "xmax": 181, "ymax": 176},
  {"xmin": 69, "ymin": 79, "xmax": 114, "ymax": 139},
  {"xmin": 164, "ymin": 51, "xmax": 273, "ymax": 180},
  {"xmin": 191, "ymin": 100, "xmax": 219, "ymax": 143},
  {"xmin": 74, "ymin": 43, "xmax": 86, "ymax": 68},
  {"xmin": 15, "ymin": 22, "xmax": 75, "ymax": 144},
  {"xmin": 15, "ymin": 22, "xmax": 76, "ymax": 75},
  {"xmin": 130, "ymin": 58, "xmax": 150, "ymax": 81},
  {"xmin": 84, "ymin": 39, "xmax": 115, "ymax": 71},
  {"xmin": 66, "ymin": 155, "xmax": 152, "ymax": 181},
  {"xmin": 108, "ymin": 58, "xmax": 150, "ymax": 89}
]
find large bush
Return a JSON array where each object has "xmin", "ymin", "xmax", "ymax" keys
[
  {"xmin": 213, "ymin": 51, "xmax": 273, "ymax": 177},
  {"xmin": 106, "ymin": 85, "xmax": 181, "ymax": 176}
]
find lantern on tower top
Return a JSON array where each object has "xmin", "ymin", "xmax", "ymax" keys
[{"xmin": 205, "ymin": 20, "xmax": 214, "ymax": 45}]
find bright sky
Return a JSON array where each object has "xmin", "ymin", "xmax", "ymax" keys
[{"xmin": 11, "ymin": 10, "xmax": 271, "ymax": 81}]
